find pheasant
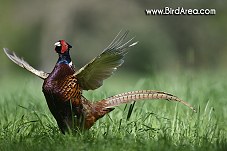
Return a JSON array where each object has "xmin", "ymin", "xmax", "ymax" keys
[{"xmin": 3, "ymin": 31, "xmax": 196, "ymax": 134}]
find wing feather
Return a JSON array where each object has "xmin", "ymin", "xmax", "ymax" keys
[
  {"xmin": 3, "ymin": 48, "xmax": 49, "ymax": 79},
  {"xmin": 75, "ymin": 31, "xmax": 138, "ymax": 90}
]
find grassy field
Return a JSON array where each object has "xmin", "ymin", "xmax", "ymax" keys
[{"xmin": 0, "ymin": 71, "xmax": 227, "ymax": 151}]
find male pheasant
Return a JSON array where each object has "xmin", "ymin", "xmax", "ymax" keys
[{"xmin": 3, "ymin": 31, "xmax": 196, "ymax": 134}]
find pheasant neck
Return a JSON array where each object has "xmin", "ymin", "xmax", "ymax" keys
[{"xmin": 57, "ymin": 51, "xmax": 72, "ymax": 65}]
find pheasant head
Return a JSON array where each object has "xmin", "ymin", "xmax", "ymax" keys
[
  {"xmin": 54, "ymin": 40, "xmax": 72, "ymax": 54},
  {"xmin": 54, "ymin": 40, "xmax": 72, "ymax": 65}
]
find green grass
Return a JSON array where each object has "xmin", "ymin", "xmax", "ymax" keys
[{"xmin": 0, "ymin": 71, "xmax": 227, "ymax": 151}]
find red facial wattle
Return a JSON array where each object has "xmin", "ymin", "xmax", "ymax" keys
[
  {"xmin": 54, "ymin": 40, "xmax": 72, "ymax": 54},
  {"xmin": 60, "ymin": 40, "xmax": 68, "ymax": 54}
]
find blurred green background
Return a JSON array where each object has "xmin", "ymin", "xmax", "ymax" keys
[
  {"xmin": 0, "ymin": 0, "xmax": 227, "ymax": 78},
  {"xmin": 0, "ymin": 2, "xmax": 227, "ymax": 150}
]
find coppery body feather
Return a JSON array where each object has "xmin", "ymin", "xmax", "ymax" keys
[{"xmin": 3, "ymin": 31, "xmax": 196, "ymax": 134}]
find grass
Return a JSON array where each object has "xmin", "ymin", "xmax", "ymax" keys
[{"xmin": 0, "ymin": 71, "xmax": 227, "ymax": 151}]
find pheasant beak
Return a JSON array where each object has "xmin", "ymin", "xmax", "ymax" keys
[{"xmin": 54, "ymin": 41, "xmax": 61, "ymax": 47}]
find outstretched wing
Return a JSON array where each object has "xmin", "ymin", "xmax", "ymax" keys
[
  {"xmin": 3, "ymin": 48, "xmax": 49, "ymax": 79},
  {"xmin": 75, "ymin": 30, "xmax": 138, "ymax": 90}
]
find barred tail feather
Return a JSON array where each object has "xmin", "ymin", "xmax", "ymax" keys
[{"xmin": 104, "ymin": 90, "xmax": 196, "ymax": 112}]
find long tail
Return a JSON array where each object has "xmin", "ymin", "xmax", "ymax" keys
[
  {"xmin": 103, "ymin": 90, "xmax": 196, "ymax": 112},
  {"xmin": 3, "ymin": 48, "xmax": 49, "ymax": 79}
]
